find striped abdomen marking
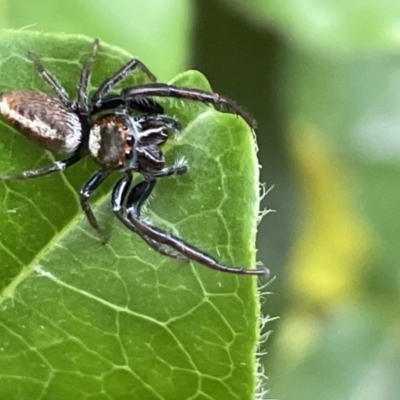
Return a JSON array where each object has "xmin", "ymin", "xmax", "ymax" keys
[{"xmin": 0, "ymin": 91, "xmax": 82, "ymax": 154}]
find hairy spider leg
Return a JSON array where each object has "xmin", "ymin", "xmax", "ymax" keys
[
  {"xmin": 140, "ymin": 114, "xmax": 182, "ymax": 133},
  {"xmin": 89, "ymin": 50, "xmax": 161, "ymax": 115},
  {"xmin": 0, "ymin": 152, "xmax": 83, "ymax": 181},
  {"xmin": 91, "ymin": 56, "xmax": 157, "ymax": 107},
  {"xmin": 26, "ymin": 51, "xmax": 73, "ymax": 109},
  {"xmin": 26, "ymin": 39, "xmax": 161, "ymax": 116},
  {"xmin": 146, "ymin": 160, "xmax": 187, "ymax": 179},
  {"xmin": 78, "ymin": 38, "xmax": 99, "ymax": 115},
  {"xmin": 121, "ymin": 83, "xmax": 257, "ymax": 129},
  {"xmin": 95, "ymin": 93, "xmax": 164, "ymax": 115},
  {"xmin": 72, "ymin": 38, "xmax": 162, "ymax": 115},
  {"xmin": 114, "ymin": 175, "xmax": 267, "ymax": 276},
  {"xmin": 112, "ymin": 173, "xmax": 190, "ymax": 262},
  {"xmin": 79, "ymin": 169, "xmax": 111, "ymax": 243}
]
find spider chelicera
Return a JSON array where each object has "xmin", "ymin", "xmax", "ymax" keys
[{"xmin": 0, "ymin": 39, "xmax": 267, "ymax": 276}]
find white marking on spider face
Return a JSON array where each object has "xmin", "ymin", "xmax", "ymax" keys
[{"xmin": 89, "ymin": 124, "xmax": 102, "ymax": 157}]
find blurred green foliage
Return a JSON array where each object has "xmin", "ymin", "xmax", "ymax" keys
[
  {"xmin": 0, "ymin": 0, "xmax": 399, "ymax": 399},
  {"xmin": 2, "ymin": 0, "xmax": 191, "ymax": 80},
  {"xmin": 193, "ymin": 1, "xmax": 400, "ymax": 399}
]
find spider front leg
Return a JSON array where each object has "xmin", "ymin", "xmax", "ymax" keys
[
  {"xmin": 27, "ymin": 52, "xmax": 73, "ymax": 110},
  {"xmin": 0, "ymin": 152, "xmax": 83, "ymax": 180},
  {"xmin": 93, "ymin": 93, "xmax": 165, "ymax": 115},
  {"xmin": 79, "ymin": 169, "xmax": 111, "ymax": 243},
  {"xmin": 140, "ymin": 114, "xmax": 182, "ymax": 134},
  {"xmin": 77, "ymin": 38, "xmax": 99, "ymax": 114},
  {"xmin": 143, "ymin": 157, "xmax": 188, "ymax": 179},
  {"xmin": 114, "ymin": 175, "xmax": 267, "ymax": 276},
  {"xmin": 112, "ymin": 173, "xmax": 190, "ymax": 262},
  {"xmin": 90, "ymin": 45, "xmax": 157, "ymax": 108},
  {"xmin": 120, "ymin": 83, "xmax": 257, "ymax": 128}
]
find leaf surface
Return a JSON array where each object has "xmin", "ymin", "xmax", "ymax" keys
[{"xmin": 0, "ymin": 31, "xmax": 262, "ymax": 400}]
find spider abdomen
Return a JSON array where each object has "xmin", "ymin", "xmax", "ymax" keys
[{"xmin": 0, "ymin": 91, "xmax": 82, "ymax": 154}]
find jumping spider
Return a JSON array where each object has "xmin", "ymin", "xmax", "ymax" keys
[{"xmin": 0, "ymin": 39, "xmax": 267, "ymax": 276}]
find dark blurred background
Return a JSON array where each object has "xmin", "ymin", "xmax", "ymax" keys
[{"xmin": 3, "ymin": 0, "xmax": 400, "ymax": 398}]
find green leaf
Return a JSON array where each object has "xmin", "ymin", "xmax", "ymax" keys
[{"xmin": 0, "ymin": 31, "xmax": 262, "ymax": 399}]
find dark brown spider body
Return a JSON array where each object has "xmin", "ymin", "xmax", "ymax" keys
[
  {"xmin": 89, "ymin": 114, "xmax": 137, "ymax": 170},
  {"xmin": 88, "ymin": 113, "xmax": 173, "ymax": 173},
  {"xmin": 0, "ymin": 91, "xmax": 82, "ymax": 154}
]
